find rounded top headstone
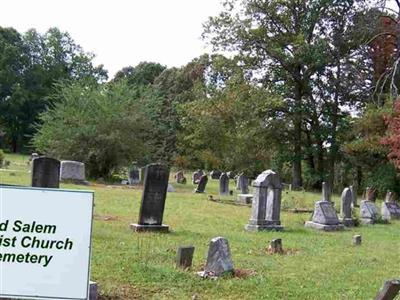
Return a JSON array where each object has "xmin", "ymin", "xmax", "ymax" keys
[{"xmin": 253, "ymin": 170, "xmax": 282, "ymax": 188}]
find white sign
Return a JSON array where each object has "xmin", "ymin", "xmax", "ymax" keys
[{"xmin": 0, "ymin": 185, "xmax": 94, "ymax": 300}]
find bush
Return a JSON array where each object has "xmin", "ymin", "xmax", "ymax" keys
[{"xmin": 33, "ymin": 81, "xmax": 153, "ymax": 178}]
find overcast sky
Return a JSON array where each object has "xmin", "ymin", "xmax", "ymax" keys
[{"xmin": 0, "ymin": 0, "xmax": 224, "ymax": 77}]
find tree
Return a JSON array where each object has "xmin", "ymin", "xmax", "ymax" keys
[
  {"xmin": 33, "ymin": 81, "xmax": 152, "ymax": 178},
  {"xmin": 113, "ymin": 62, "xmax": 166, "ymax": 86}
]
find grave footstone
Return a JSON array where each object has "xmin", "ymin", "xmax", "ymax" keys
[
  {"xmin": 219, "ymin": 173, "xmax": 229, "ymax": 196},
  {"xmin": 268, "ymin": 239, "xmax": 283, "ymax": 254},
  {"xmin": 210, "ymin": 170, "xmax": 222, "ymax": 179},
  {"xmin": 245, "ymin": 170, "xmax": 284, "ymax": 231},
  {"xmin": 194, "ymin": 175, "xmax": 208, "ymax": 193},
  {"xmin": 130, "ymin": 163, "xmax": 170, "ymax": 232},
  {"xmin": 353, "ymin": 235, "xmax": 362, "ymax": 246},
  {"xmin": 305, "ymin": 201, "xmax": 344, "ymax": 231},
  {"xmin": 31, "ymin": 157, "xmax": 60, "ymax": 188},
  {"xmin": 237, "ymin": 194, "xmax": 253, "ymax": 204},
  {"xmin": 198, "ymin": 237, "xmax": 234, "ymax": 278},
  {"xmin": 340, "ymin": 187, "xmax": 355, "ymax": 226},
  {"xmin": 360, "ymin": 199, "xmax": 380, "ymax": 224},
  {"xmin": 176, "ymin": 246, "xmax": 195, "ymax": 269},
  {"xmin": 60, "ymin": 160, "xmax": 87, "ymax": 184}
]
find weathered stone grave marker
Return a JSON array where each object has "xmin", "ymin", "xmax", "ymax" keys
[
  {"xmin": 322, "ymin": 181, "xmax": 332, "ymax": 203},
  {"xmin": 198, "ymin": 237, "xmax": 234, "ymax": 278},
  {"xmin": 237, "ymin": 194, "xmax": 253, "ymax": 204},
  {"xmin": 192, "ymin": 169, "xmax": 204, "ymax": 184},
  {"xmin": 236, "ymin": 174, "xmax": 249, "ymax": 194},
  {"xmin": 194, "ymin": 174, "xmax": 208, "ymax": 193},
  {"xmin": 374, "ymin": 279, "xmax": 400, "ymax": 300},
  {"xmin": 268, "ymin": 238, "xmax": 283, "ymax": 254},
  {"xmin": 219, "ymin": 172, "xmax": 229, "ymax": 196},
  {"xmin": 360, "ymin": 188, "xmax": 380, "ymax": 224},
  {"xmin": 340, "ymin": 187, "xmax": 355, "ymax": 226},
  {"xmin": 353, "ymin": 235, "xmax": 362, "ymax": 246},
  {"xmin": 210, "ymin": 170, "xmax": 222, "ymax": 179},
  {"xmin": 130, "ymin": 163, "xmax": 170, "ymax": 232},
  {"xmin": 176, "ymin": 246, "xmax": 195, "ymax": 269},
  {"xmin": 127, "ymin": 164, "xmax": 140, "ymax": 185},
  {"xmin": 31, "ymin": 157, "xmax": 60, "ymax": 188},
  {"xmin": 60, "ymin": 160, "xmax": 87, "ymax": 184},
  {"xmin": 382, "ymin": 191, "xmax": 400, "ymax": 221},
  {"xmin": 350, "ymin": 185, "xmax": 358, "ymax": 207},
  {"xmin": 174, "ymin": 170, "xmax": 186, "ymax": 184},
  {"xmin": 245, "ymin": 170, "xmax": 284, "ymax": 231}
]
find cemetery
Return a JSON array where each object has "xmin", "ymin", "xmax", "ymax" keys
[
  {"xmin": 0, "ymin": 153, "xmax": 399, "ymax": 299},
  {"xmin": 2, "ymin": 0, "xmax": 400, "ymax": 299}
]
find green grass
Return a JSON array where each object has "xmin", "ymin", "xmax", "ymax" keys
[{"xmin": 1, "ymin": 153, "xmax": 399, "ymax": 299}]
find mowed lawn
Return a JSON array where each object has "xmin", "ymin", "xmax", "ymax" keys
[{"xmin": 1, "ymin": 153, "xmax": 399, "ymax": 299}]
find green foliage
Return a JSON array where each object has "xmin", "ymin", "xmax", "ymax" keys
[
  {"xmin": 33, "ymin": 81, "xmax": 152, "ymax": 178},
  {"xmin": 363, "ymin": 163, "xmax": 400, "ymax": 196},
  {"xmin": 113, "ymin": 62, "xmax": 166, "ymax": 87},
  {"xmin": 0, "ymin": 149, "xmax": 4, "ymax": 166}
]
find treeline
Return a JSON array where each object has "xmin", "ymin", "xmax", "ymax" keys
[{"xmin": 1, "ymin": 0, "xmax": 400, "ymax": 195}]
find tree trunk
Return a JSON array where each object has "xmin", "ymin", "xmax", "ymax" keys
[{"xmin": 292, "ymin": 81, "xmax": 303, "ymax": 189}]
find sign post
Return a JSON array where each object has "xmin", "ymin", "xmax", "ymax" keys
[{"xmin": 0, "ymin": 185, "xmax": 94, "ymax": 300}]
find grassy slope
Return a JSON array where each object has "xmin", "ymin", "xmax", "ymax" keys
[{"xmin": 1, "ymin": 153, "xmax": 399, "ymax": 299}]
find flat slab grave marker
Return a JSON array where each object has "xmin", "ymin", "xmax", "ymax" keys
[
  {"xmin": 0, "ymin": 185, "xmax": 93, "ymax": 300},
  {"xmin": 305, "ymin": 201, "xmax": 344, "ymax": 231},
  {"xmin": 130, "ymin": 164, "xmax": 170, "ymax": 232}
]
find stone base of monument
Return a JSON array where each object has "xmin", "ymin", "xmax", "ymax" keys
[
  {"xmin": 89, "ymin": 281, "xmax": 98, "ymax": 300},
  {"xmin": 245, "ymin": 224, "xmax": 284, "ymax": 231},
  {"xmin": 61, "ymin": 179, "xmax": 90, "ymax": 186},
  {"xmin": 237, "ymin": 194, "xmax": 253, "ymax": 204},
  {"xmin": 340, "ymin": 218, "xmax": 356, "ymax": 227},
  {"xmin": 360, "ymin": 218, "xmax": 375, "ymax": 225},
  {"xmin": 130, "ymin": 223, "xmax": 169, "ymax": 232},
  {"xmin": 304, "ymin": 221, "xmax": 344, "ymax": 231}
]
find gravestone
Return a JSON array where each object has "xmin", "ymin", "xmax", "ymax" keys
[
  {"xmin": 350, "ymin": 185, "xmax": 358, "ymax": 207},
  {"xmin": 227, "ymin": 171, "xmax": 235, "ymax": 179},
  {"xmin": 237, "ymin": 174, "xmax": 249, "ymax": 194},
  {"xmin": 305, "ymin": 201, "xmax": 344, "ymax": 231},
  {"xmin": 167, "ymin": 184, "xmax": 175, "ymax": 192},
  {"xmin": 340, "ymin": 187, "xmax": 355, "ymax": 226},
  {"xmin": 381, "ymin": 201, "xmax": 400, "ymax": 221},
  {"xmin": 360, "ymin": 200, "xmax": 380, "ymax": 224},
  {"xmin": 60, "ymin": 160, "xmax": 86, "ymax": 184},
  {"xmin": 237, "ymin": 194, "xmax": 253, "ymax": 205},
  {"xmin": 130, "ymin": 163, "xmax": 170, "ymax": 232},
  {"xmin": 353, "ymin": 235, "xmax": 362, "ymax": 246},
  {"xmin": 210, "ymin": 170, "xmax": 222, "ymax": 179},
  {"xmin": 322, "ymin": 182, "xmax": 332, "ymax": 202},
  {"xmin": 174, "ymin": 170, "xmax": 186, "ymax": 184},
  {"xmin": 139, "ymin": 167, "xmax": 145, "ymax": 184},
  {"xmin": 375, "ymin": 279, "xmax": 400, "ymax": 300},
  {"xmin": 192, "ymin": 170, "xmax": 204, "ymax": 184},
  {"xmin": 194, "ymin": 175, "xmax": 208, "ymax": 193},
  {"xmin": 198, "ymin": 237, "xmax": 234, "ymax": 278},
  {"xmin": 219, "ymin": 173, "xmax": 229, "ymax": 196},
  {"xmin": 268, "ymin": 238, "xmax": 283, "ymax": 254},
  {"xmin": 384, "ymin": 191, "xmax": 396, "ymax": 203},
  {"xmin": 31, "ymin": 157, "xmax": 60, "ymax": 188},
  {"xmin": 245, "ymin": 170, "xmax": 284, "ymax": 231},
  {"xmin": 176, "ymin": 246, "xmax": 195, "ymax": 269},
  {"xmin": 128, "ymin": 164, "xmax": 140, "ymax": 185},
  {"xmin": 365, "ymin": 187, "xmax": 376, "ymax": 202}
]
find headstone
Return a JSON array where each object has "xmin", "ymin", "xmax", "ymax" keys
[
  {"xmin": 365, "ymin": 187, "xmax": 376, "ymax": 202},
  {"xmin": 350, "ymin": 185, "xmax": 358, "ymax": 207},
  {"xmin": 176, "ymin": 246, "xmax": 195, "ymax": 269},
  {"xmin": 305, "ymin": 201, "xmax": 344, "ymax": 231},
  {"xmin": 374, "ymin": 279, "xmax": 400, "ymax": 300},
  {"xmin": 128, "ymin": 164, "xmax": 140, "ymax": 185},
  {"xmin": 237, "ymin": 194, "xmax": 253, "ymax": 205},
  {"xmin": 340, "ymin": 187, "xmax": 355, "ymax": 226},
  {"xmin": 381, "ymin": 201, "xmax": 400, "ymax": 221},
  {"xmin": 89, "ymin": 281, "xmax": 98, "ymax": 300},
  {"xmin": 60, "ymin": 160, "xmax": 86, "ymax": 184},
  {"xmin": 130, "ymin": 163, "xmax": 170, "ymax": 232},
  {"xmin": 322, "ymin": 182, "xmax": 332, "ymax": 202},
  {"xmin": 268, "ymin": 239, "xmax": 283, "ymax": 254},
  {"xmin": 360, "ymin": 200, "xmax": 380, "ymax": 224},
  {"xmin": 167, "ymin": 184, "xmax": 175, "ymax": 192},
  {"xmin": 194, "ymin": 175, "xmax": 208, "ymax": 193},
  {"xmin": 245, "ymin": 170, "xmax": 284, "ymax": 231},
  {"xmin": 210, "ymin": 170, "xmax": 222, "ymax": 179},
  {"xmin": 385, "ymin": 191, "xmax": 396, "ymax": 203},
  {"xmin": 198, "ymin": 237, "xmax": 234, "ymax": 278},
  {"xmin": 30, "ymin": 152, "xmax": 39, "ymax": 161},
  {"xmin": 174, "ymin": 170, "xmax": 186, "ymax": 184},
  {"xmin": 227, "ymin": 171, "xmax": 235, "ymax": 179},
  {"xmin": 237, "ymin": 174, "xmax": 249, "ymax": 194},
  {"xmin": 139, "ymin": 167, "xmax": 145, "ymax": 184},
  {"xmin": 192, "ymin": 169, "xmax": 204, "ymax": 184},
  {"xmin": 31, "ymin": 157, "xmax": 60, "ymax": 188},
  {"xmin": 353, "ymin": 235, "xmax": 362, "ymax": 246},
  {"xmin": 219, "ymin": 173, "xmax": 229, "ymax": 196}
]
